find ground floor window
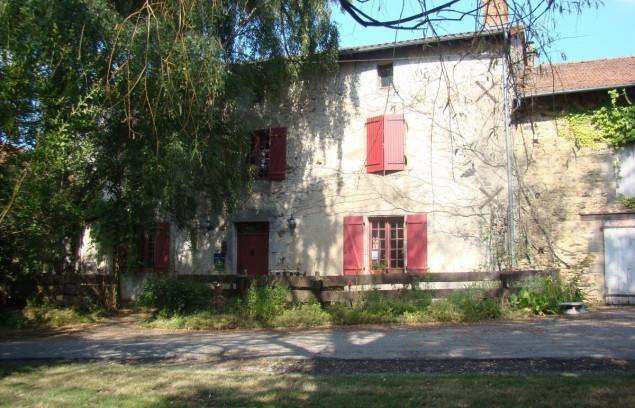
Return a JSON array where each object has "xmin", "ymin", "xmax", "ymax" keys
[
  {"xmin": 369, "ymin": 217, "xmax": 404, "ymax": 270},
  {"xmin": 343, "ymin": 214, "xmax": 427, "ymax": 276}
]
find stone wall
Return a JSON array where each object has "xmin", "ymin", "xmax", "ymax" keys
[{"xmin": 513, "ymin": 98, "xmax": 634, "ymax": 302}]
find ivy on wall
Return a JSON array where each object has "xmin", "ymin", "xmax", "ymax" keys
[
  {"xmin": 562, "ymin": 89, "xmax": 635, "ymax": 209},
  {"xmin": 563, "ymin": 89, "xmax": 635, "ymax": 148}
]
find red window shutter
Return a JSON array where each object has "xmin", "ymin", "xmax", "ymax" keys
[
  {"xmin": 406, "ymin": 214, "xmax": 427, "ymax": 272},
  {"xmin": 366, "ymin": 116, "xmax": 384, "ymax": 173},
  {"xmin": 268, "ymin": 127, "xmax": 287, "ymax": 180},
  {"xmin": 383, "ymin": 114, "xmax": 405, "ymax": 171},
  {"xmin": 154, "ymin": 223, "xmax": 170, "ymax": 272},
  {"xmin": 343, "ymin": 216, "xmax": 364, "ymax": 275}
]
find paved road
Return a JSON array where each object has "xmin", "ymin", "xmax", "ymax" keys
[{"xmin": 1, "ymin": 308, "xmax": 634, "ymax": 362}]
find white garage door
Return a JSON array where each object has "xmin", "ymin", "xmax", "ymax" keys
[{"xmin": 604, "ymin": 227, "xmax": 635, "ymax": 304}]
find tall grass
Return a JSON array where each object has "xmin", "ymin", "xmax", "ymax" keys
[{"xmin": 509, "ymin": 274, "xmax": 583, "ymax": 315}]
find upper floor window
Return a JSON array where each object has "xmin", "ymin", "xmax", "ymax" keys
[
  {"xmin": 251, "ymin": 127, "xmax": 287, "ymax": 180},
  {"xmin": 366, "ymin": 114, "xmax": 406, "ymax": 174},
  {"xmin": 377, "ymin": 63, "xmax": 393, "ymax": 88}
]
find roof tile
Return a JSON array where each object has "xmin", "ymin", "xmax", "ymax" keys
[{"xmin": 525, "ymin": 56, "xmax": 635, "ymax": 96}]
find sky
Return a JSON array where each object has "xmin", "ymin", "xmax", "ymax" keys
[{"xmin": 331, "ymin": 0, "xmax": 635, "ymax": 64}]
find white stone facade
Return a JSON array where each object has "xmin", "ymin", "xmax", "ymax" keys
[{"xmin": 172, "ymin": 37, "xmax": 514, "ymax": 276}]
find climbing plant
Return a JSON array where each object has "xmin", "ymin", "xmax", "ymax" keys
[{"xmin": 563, "ymin": 89, "xmax": 635, "ymax": 148}]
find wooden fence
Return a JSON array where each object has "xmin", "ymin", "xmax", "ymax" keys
[
  {"xmin": 37, "ymin": 270, "xmax": 553, "ymax": 307},
  {"xmin": 186, "ymin": 270, "xmax": 553, "ymax": 304},
  {"xmin": 39, "ymin": 274, "xmax": 117, "ymax": 309}
]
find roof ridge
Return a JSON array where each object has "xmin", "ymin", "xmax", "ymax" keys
[
  {"xmin": 535, "ymin": 55, "xmax": 635, "ymax": 70},
  {"xmin": 338, "ymin": 28, "xmax": 505, "ymax": 54}
]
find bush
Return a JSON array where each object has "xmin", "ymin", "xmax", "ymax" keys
[
  {"xmin": 144, "ymin": 311, "xmax": 242, "ymax": 330},
  {"xmin": 272, "ymin": 303, "xmax": 331, "ymax": 328},
  {"xmin": 324, "ymin": 290, "xmax": 432, "ymax": 325},
  {"xmin": 362, "ymin": 290, "xmax": 432, "ymax": 316},
  {"xmin": 425, "ymin": 289, "xmax": 501, "ymax": 323},
  {"xmin": 138, "ymin": 276, "xmax": 211, "ymax": 316},
  {"xmin": 509, "ymin": 274, "xmax": 583, "ymax": 315},
  {"xmin": 240, "ymin": 283, "xmax": 289, "ymax": 325},
  {"xmin": 448, "ymin": 289, "xmax": 501, "ymax": 321},
  {"xmin": 427, "ymin": 298, "xmax": 462, "ymax": 322},
  {"xmin": 0, "ymin": 302, "xmax": 106, "ymax": 330}
]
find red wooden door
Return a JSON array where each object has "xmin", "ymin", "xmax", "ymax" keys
[{"xmin": 236, "ymin": 223, "xmax": 269, "ymax": 276}]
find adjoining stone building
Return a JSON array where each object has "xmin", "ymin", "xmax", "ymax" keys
[{"xmin": 515, "ymin": 56, "xmax": 635, "ymax": 303}]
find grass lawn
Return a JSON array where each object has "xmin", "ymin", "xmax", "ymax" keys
[{"xmin": 1, "ymin": 361, "xmax": 634, "ymax": 407}]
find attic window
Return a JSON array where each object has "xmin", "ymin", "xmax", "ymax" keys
[{"xmin": 377, "ymin": 63, "xmax": 393, "ymax": 88}]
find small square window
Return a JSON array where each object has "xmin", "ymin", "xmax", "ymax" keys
[{"xmin": 377, "ymin": 63, "xmax": 393, "ymax": 88}]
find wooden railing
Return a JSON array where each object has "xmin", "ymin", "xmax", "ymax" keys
[{"xmin": 185, "ymin": 270, "xmax": 553, "ymax": 304}]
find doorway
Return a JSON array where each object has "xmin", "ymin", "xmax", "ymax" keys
[
  {"xmin": 236, "ymin": 222, "xmax": 269, "ymax": 276},
  {"xmin": 604, "ymin": 226, "xmax": 635, "ymax": 304}
]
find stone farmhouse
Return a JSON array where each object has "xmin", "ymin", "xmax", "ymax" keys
[{"xmin": 79, "ymin": 5, "xmax": 635, "ymax": 304}]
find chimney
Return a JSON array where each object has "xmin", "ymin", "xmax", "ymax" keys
[{"xmin": 483, "ymin": 0, "xmax": 508, "ymax": 28}]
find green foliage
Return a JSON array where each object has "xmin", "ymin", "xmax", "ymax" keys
[
  {"xmin": 618, "ymin": 195, "xmax": 635, "ymax": 209},
  {"xmin": 240, "ymin": 283, "xmax": 290, "ymax": 325},
  {"xmin": 272, "ymin": 303, "xmax": 331, "ymax": 328},
  {"xmin": 326, "ymin": 290, "xmax": 433, "ymax": 325},
  {"xmin": 509, "ymin": 274, "xmax": 583, "ymax": 315},
  {"xmin": 564, "ymin": 89, "xmax": 635, "ymax": 148},
  {"xmin": 0, "ymin": 303, "xmax": 106, "ymax": 330},
  {"xmin": 426, "ymin": 298, "xmax": 462, "ymax": 322},
  {"xmin": 138, "ymin": 276, "xmax": 211, "ymax": 316},
  {"xmin": 427, "ymin": 289, "xmax": 501, "ymax": 322},
  {"xmin": 144, "ymin": 311, "xmax": 241, "ymax": 331},
  {"xmin": 0, "ymin": 0, "xmax": 338, "ymax": 298},
  {"xmin": 360, "ymin": 290, "xmax": 432, "ymax": 316}
]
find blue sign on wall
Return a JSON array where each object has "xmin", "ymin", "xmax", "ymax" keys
[{"xmin": 213, "ymin": 252, "xmax": 225, "ymax": 271}]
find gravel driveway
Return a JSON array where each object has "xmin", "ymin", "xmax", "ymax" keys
[{"xmin": 1, "ymin": 307, "xmax": 634, "ymax": 363}]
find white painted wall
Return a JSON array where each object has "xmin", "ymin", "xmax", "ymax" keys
[{"xmin": 173, "ymin": 43, "xmax": 510, "ymax": 276}]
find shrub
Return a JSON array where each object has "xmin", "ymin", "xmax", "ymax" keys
[
  {"xmin": 0, "ymin": 302, "xmax": 106, "ymax": 329},
  {"xmin": 425, "ymin": 289, "xmax": 501, "ymax": 322},
  {"xmin": 272, "ymin": 303, "xmax": 331, "ymax": 328},
  {"xmin": 324, "ymin": 290, "xmax": 432, "ymax": 325},
  {"xmin": 240, "ymin": 283, "xmax": 289, "ymax": 325},
  {"xmin": 427, "ymin": 298, "xmax": 462, "ymax": 322},
  {"xmin": 447, "ymin": 289, "xmax": 501, "ymax": 321},
  {"xmin": 509, "ymin": 274, "xmax": 583, "ymax": 315},
  {"xmin": 144, "ymin": 311, "xmax": 242, "ymax": 330},
  {"xmin": 362, "ymin": 290, "xmax": 432, "ymax": 316},
  {"xmin": 138, "ymin": 276, "xmax": 211, "ymax": 316},
  {"xmin": 326, "ymin": 303, "xmax": 393, "ymax": 325}
]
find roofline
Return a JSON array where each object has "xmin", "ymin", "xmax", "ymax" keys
[
  {"xmin": 522, "ymin": 82, "xmax": 635, "ymax": 98},
  {"xmin": 338, "ymin": 28, "xmax": 506, "ymax": 56},
  {"xmin": 534, "ymin": 54, "xmax": 635, "ymax": 68}
]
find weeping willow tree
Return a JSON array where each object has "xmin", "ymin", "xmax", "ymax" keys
[{"xmin": 0, "ymin": 0, "xmax": 338, "ymax": 302}]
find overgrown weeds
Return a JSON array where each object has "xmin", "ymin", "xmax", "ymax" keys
[
  {"xmin": 0, "ymin": 301, "xmax": 107, "ymax": 330},
  {"xmin": 137, "ymin": 275, "xmax": 581, "ymax": 331},
  {"xmin": 239, "ymin": 283, "xmax": 289, "ymax": 325},
  {"xmin": 509, "ymin": 274, "xmax": 583, "ymax": 315}
]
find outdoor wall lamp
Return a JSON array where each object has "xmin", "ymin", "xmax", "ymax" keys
[{"xmin": 287, "ymin": 215, "xmax": 297, "ymax": 232}]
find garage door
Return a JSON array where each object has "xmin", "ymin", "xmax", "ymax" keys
[{"xmin": 604, "ymin": 227, "xmax": 635, "ymax": 304}]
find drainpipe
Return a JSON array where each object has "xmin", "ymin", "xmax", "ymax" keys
[{"xmin": 502, "ymin": 29, "xmax": 516, "ymax": 269}]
